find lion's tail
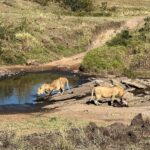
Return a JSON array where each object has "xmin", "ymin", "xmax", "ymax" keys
[
  {"xmin": 90, "ymin": 87, "xmax": 95, "ymax": 101},
  {"xmin": 66, "ymin": 79, "xmax": 70, "ymax": 90}
]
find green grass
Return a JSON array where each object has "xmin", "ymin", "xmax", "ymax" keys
[{"xmin": 82, "ymin": 45, "xmax": 127, "ymax": 74}]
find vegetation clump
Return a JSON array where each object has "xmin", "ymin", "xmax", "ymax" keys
[{"xmin": 56, "ymin": 0, "xmax": 94, "ymax": 12}]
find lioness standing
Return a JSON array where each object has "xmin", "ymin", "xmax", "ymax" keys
[
  {"xmin": 37, "ymin": 77, "xmax": 70, "ymax": 95},
  {"xmin": 90, "ymin": 85, "xmax": 126, "ymax": 106}
]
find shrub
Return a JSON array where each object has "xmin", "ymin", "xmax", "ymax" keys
[
  {"xmin": 101, "ymin": 2, "xmax": 107, "ymax": 11},
  {"xmin": 56, "ymin": 0, "xmax": 94, "ymax": 12},
  {"xmin": 139, "ymin": 17, "xmax": 150, "ymax": 42},
  {"xmin": 0, "ymin": 46, "xmax": 26, "ymax": 64},
  {"xmin": 82, "ymin": 45, "xmax": 127, "ymax": 74},
  {"xmin": 33, "ymin": 0, "xmax": 50, "ymax": 6},
  {"xmin": 107, "ymin": 30, "xmax": 132, "ymax": 47}
]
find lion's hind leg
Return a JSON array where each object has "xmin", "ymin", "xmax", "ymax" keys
[{"xmin": 93, "ymin": 95, "xmax": 102, "ymax": 106}]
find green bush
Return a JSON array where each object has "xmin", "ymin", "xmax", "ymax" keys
[
  {"xmin": 101, "ymin": 2, "xmax": 108, "ymax": 11},
  {"xmin": 107, "ymin": 30, "xmax": 132, "ymax": 47},
  {"xmin": 56, "ymin": 0, "xmax": 94, "ymax": 12},
  {"xmin": 139, "ymin": 17, "xmax": 150, "ymax": 42},
  {"xmin": 33, "ymin": 0, "xmax": 50, "ymax": 6},
  {"xmin": 82, "ymin": 45, "xmax": 127, "ymax": 74}
]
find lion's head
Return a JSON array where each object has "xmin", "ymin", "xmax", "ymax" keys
[{"xmin": 37, "ymin": 84, "xmax": 51, "ymax": 95}]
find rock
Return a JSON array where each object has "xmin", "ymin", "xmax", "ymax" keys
[
  {"xmin": 130, "ymin": 113, "xmax": 144, "ymax": 127},
  {"xmin": 112, "ymin": 99, "xmax": 128, "ymax": 107},
  {"xmin": 121, "ymin": 79, "xmax": 147, "ymax": 89},
  {"xmin": 123, "ymin": 92, "xmax": 134, "ymax": 101},
  {"xmin": 111, "ymin": 79, "xmax": 121, "ymax": 86},
  {"xmin": 144, "ymin": 91, "xmax": 150, "ymax": 95},
  {"xmin": 48, "ymin": 82, "xmax": 94, "ymax": 102},
  {"xmin": 126, "ymin": 88, "xmax": 135, "ymax": 92},
  {"xmin": 26, "ymin": 59, "xmax": 38, "ymax": 66},
  {"xmin": 93, "ymin": 79, "xmax": 103, "ymax": 86},
  {"xmin": 72, "ymin": 70, "xmax": 79, "ymax": 74},
  {"xmin": 107, "ymin": 122, "xmax": 127, "ymax": 130},
  {"xmin": 136, "ymin": 94, "xmax": 145, "ymax": 97},
  {"xmin": 0, "ymin": 141, "xmax": 3, "ymax": 147},
  {"xmin": 135, "ymin": 79, "xmax": 150, "ymax": 87},
  {"xmin": 143, "ymin": 95, "xmax": 150, "ymax": 101}
]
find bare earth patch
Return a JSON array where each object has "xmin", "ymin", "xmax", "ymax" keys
[{"xmin": 0, "ymin": 103, "xmax": 149, "ymax": 127}]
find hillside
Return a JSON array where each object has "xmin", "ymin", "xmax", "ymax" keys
[
  {"xmin": 0, "ymin": 0, "xmax": 149, "ymax": 65},
  {"xmin": 82, "ymin": 17, "xmax": 150, "ymax": 77}
]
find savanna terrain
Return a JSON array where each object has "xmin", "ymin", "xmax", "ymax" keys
[{"xmin": 0, "ymin": 0, "xmax": 150, "ymax": 150}]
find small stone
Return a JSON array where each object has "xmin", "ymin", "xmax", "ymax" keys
[
  {"xmin": 0, "ymin": 141, "xmax": 3, "ymax": 147},
  {"xmin": 130, "ymin": 113, "xmax": 144, "ymax": 127}
]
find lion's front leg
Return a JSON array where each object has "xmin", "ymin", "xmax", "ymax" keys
[
  {"xmin": 60, "ymin": 88, "xmax": 64, "ymax": 95},
  {"xmin": 111, "ymin": 93, "xmax": 116, "ymax": 105}
]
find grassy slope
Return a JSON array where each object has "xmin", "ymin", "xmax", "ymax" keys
[
  {"xmin": 82, "ymin": 17, "xmax": 150, "ymax": 77},
  {"xmin": 92, "ymin": 0, "xmax": 150, "ymax": 17},
  {"xmin": 0, "ymin": 0, "xmax": 121, "ymax": 65},
  {"xmin": 95, "ymin": 0, "xmax": 150, "ymax": 7},
  {"xmin": 0, "ymin": 0, "xmax": 149, "ymax": 65}
]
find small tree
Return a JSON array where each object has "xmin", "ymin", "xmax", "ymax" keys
[
  {"xmin": 139, "ymin": 17, "xmax": 150, "ymax": 42},
  {"xmin": 101, "ymin": 2, "xmax": 107, "ymax": 11}
]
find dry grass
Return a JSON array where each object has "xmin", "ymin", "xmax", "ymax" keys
[
  {"xmin": 0, "ymin": 116, "xmax": 88, "ymax": 136},
  {"xmin": 94, "ymin": 0, "xmax": 150, "ymax": 8},
  {"xmin": 0, "ymin": 115, "xmax": 149, "ymax": 150},
  {"xmin": 0, "ymin": 0, "xmax": 149, "ymax": 65},
  {"xmin": 0, "ymin": 0, "xmax": 126, "ymax": 65}
]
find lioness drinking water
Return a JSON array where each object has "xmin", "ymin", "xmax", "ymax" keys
[
  {"xmin": 90, "ymin": 85, "xmax": 127, "ymax": 106},
  {"xmin": 37, "ymin": 77, "xmax": 70, "ymax": 96}
]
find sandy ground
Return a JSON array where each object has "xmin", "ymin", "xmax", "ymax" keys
[
  {"xmin": 50, "ymin": 103, "xmax": 150, "ymax": 125},
  {"xmin": 0, "ymin": 102, "xmax": 149, "ymax": 127}
]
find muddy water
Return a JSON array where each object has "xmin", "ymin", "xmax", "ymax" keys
[{"xmin": 0, "ymin": 71, "xmax": 81, "ymax": 105}]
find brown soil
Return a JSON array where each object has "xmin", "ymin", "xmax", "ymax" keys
[{"xmin": 0, "ymin": 100, "xmax": 149, "ymax": 127}]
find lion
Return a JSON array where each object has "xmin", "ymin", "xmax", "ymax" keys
[
  {"xmin": 90, "ymin": 85, "xmax": 127, "ymax": 106},
  {"xmin": 37, "ymin": 77, "xmax": 70, "ymax": 96}
]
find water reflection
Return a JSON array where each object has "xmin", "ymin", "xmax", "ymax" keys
[{"xmin": 0, "ymin": 72, "xmax": 79, "ymax": 105}]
